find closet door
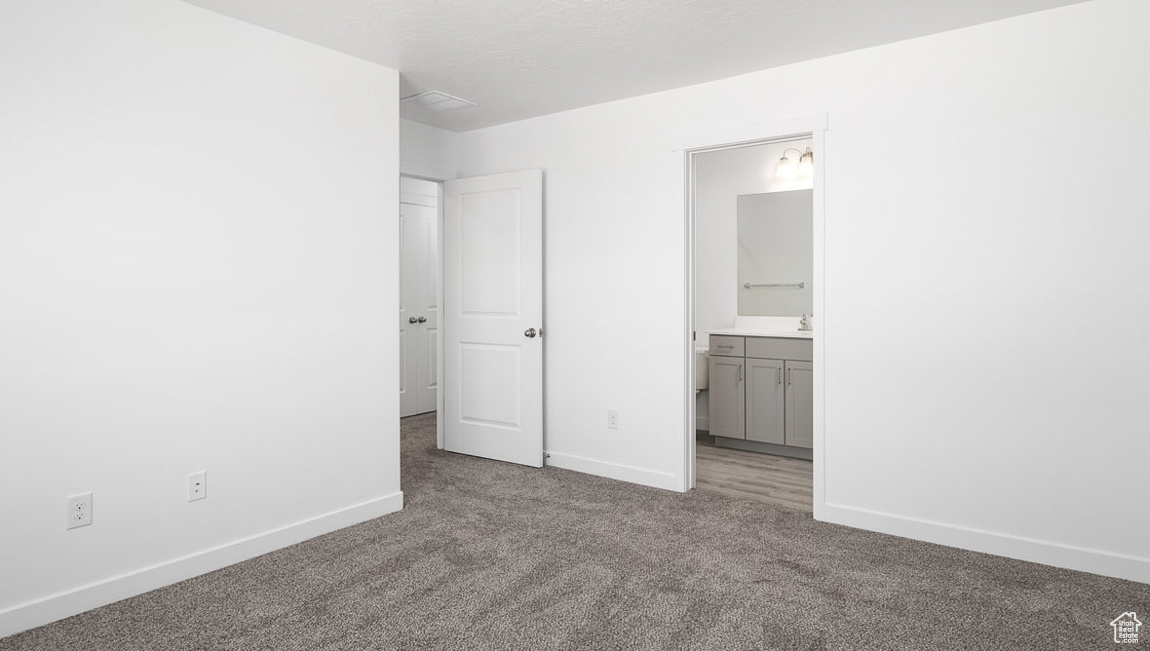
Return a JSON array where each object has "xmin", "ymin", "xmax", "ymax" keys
[{"xmin": 399, "ymin": 177, "xmax": 438, "ymax": 416}]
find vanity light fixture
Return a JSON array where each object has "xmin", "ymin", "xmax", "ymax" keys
[{"xmin": 775, "ymin": 147, "xmax": 815, "ymax": 180}]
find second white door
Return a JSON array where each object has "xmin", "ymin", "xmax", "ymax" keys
[{"xmin": 399, "ymin": 177, "xmax": 438, "ymax": 416}]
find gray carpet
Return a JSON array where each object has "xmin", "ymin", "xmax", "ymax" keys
[{"xmin": 4, "ymin": 413, "xmax": 1147, "ymax": 650}]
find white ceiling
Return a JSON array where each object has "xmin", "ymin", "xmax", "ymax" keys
[{"xmin": 181, "ymin": 0, "xmax": 1089, "ymax": 132}]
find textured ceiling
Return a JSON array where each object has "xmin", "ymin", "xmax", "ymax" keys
[{"xmin": 180, "ymin": 0, "xmax": 1090, "ymax": 132}]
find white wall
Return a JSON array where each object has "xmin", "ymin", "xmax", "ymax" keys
[
  {"xmin": 0, "ymin": 0, "xmax": 401, "ymax": 636},
  {"xmin": 401, "ymin": 119, "xmax": 461, "ymax": 181},
  {"xmin": 456, "ymin": 0, "xmax": 1150, "ymax": 582}
]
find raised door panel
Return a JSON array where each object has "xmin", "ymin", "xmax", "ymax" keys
[
  {"xmin": 746, "ymin": 358, "xmax": 785, "ymax": 445},
  {"xmin": 707, "ymin": 356, "xmax": 744, "ymax": 440},
  {"xmin": 785, "ymin": 361, "xmax": 814, "ymax": 449},
  {"xmin": 421, "ymin": 325, "xmax": 437, "ymax": 414},
  {"xmin": 399, "ymin": 328, "xmax": 410, "ymax": 410},
  {"xmin": 459, "ymin": 189, "xmax": 522, "ymax": 317}
]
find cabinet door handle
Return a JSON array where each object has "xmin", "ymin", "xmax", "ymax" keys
[
  {"xmin": 737, "ymin": 365, "xmax": 743, "ymax": 384},
  {"xmin": 787, "ymin": 368, "xmax": 792, "ymax": 386},
  {"xmin": 777, "ymin": 367, "xmax": 782, "ymax": 385}
]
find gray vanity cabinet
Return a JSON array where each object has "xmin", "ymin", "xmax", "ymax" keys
[
  {"xmin": 708, "ymin": 334, "xmax": 813, "ymax": 454},
  {"xmin": 784, "ymin": 361, "xmax": 813, "ymax": 448},
  {"xmin": 746, "ymin": 358, "xmax": 785, "ymax": 445},
  {"xmin": 707, "ymin": 354, "xmax": 744, "ymax": 440}
]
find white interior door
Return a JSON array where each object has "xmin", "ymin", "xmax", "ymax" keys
[
  {"xmin": 443, "ymin": 170, "xmax": 543, "ymax": 467},
  {"xmin": 399, "ymin": 177, "xmax": 438, "ymax": 417}
]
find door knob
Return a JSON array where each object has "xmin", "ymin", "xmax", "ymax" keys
[
  {"xmin": 408, "ymin": 316, "xmax": 418, "ymax": 324},
  {"xmin": 417, "ymin": 316, "xmax": 427, "ymax": 323},
  {"xmin": 524, "ymin": 327, "xmax": 537, "ymax": 338}
]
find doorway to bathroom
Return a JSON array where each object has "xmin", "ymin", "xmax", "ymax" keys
[{"xmin": 681, "ymin": 116, "xmax": 826, "ymax": 515}]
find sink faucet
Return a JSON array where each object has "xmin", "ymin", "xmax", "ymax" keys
[{"xmin": 799, "ymin": 314, "xmax": 813, "ymax": 331}]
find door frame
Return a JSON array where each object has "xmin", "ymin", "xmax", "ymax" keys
[
  {"xmin": 399, "ymin": 171, "xmax": 446, "ymax": 449},
  {"xmin": 674, "ymin": 114, "xmax": 828, "ymax": 519}
]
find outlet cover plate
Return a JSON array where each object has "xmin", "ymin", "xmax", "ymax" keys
[
  {"xmin": 188, "ymin": 471, "xmax": 207, "ymax": 502},
  {"xmin": 66, "ymin": 492, "xmax": 93, "ymax": 530}
]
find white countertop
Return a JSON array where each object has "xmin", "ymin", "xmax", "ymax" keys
[{"xmin": 709, "ymin": 328, "xmax": 814, "ymax": 339}]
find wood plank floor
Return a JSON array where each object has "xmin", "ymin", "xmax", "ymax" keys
[{"xmin": 695, "ymin": 433, "xmax": 813, "ymax": 513}]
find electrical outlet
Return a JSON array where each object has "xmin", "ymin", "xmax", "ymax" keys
[
  {"xmin": 66, "ymin": 492, "xmax": 93, "ymax": 530},
  {"xmin": 607, "ymin": 409, "xmax": 619, "ymax": 430},
  {"xmin": 188, "ymin": 471, "xmax": 207, "ymax": 502}
]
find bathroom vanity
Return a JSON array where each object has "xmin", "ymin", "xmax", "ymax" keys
[{"xmin": 707, "ymin": 331, "xmax": 813, "ymax": 460}]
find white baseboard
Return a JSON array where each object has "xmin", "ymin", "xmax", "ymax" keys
[
  {"xmin": 0, "ymin": 491, "xmax": 404, "ymax": 639},
  {"xmin": 546, "ymin": 451, "xmax": 681, "ymax": 492},
  {"xmin": 821, "ymin": 502, "xmax": 1150, "ymax": 584}
]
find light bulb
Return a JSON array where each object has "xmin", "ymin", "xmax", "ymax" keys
[
  {"xmin": 797, "ymin": 149, "xmax": 814, "ymax": 178},
  {"xmin": 775, "ymin": 156, "xmax": 794, "ymax": 180}
]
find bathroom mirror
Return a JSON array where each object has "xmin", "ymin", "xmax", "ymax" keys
[{"xmin": 737, "ymin": 189, "xmax": 813, "ymax": 316}]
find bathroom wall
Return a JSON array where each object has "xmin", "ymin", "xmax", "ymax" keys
[
  {"xmin": 0, "ymin": 0, "xmax": 401, "ymax": 636},
  {"xmin": 694, "ymin": 139, "xmax": 814, "ymax": 349},
  {"xmin": 456, "ymin": 0, "xmax": 1150, "ymax": 582}
]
